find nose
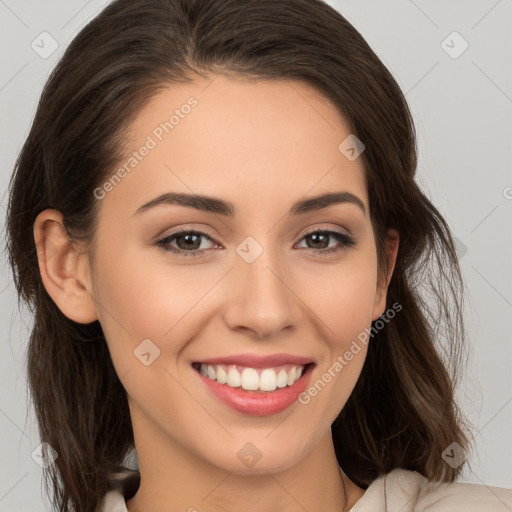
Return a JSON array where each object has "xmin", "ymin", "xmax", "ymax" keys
[{"xmin": 222, "ymin": 245, "xmax": 301, "ymax": 339}]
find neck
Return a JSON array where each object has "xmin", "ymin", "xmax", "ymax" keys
[{"xmin": 125, "ymin": 408, "xmax": 365, "ymax": 512}]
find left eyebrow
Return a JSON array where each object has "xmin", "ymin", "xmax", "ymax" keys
[{"xmin": 133, "ymin": 191, "xmax": 366, "ymax": 217}]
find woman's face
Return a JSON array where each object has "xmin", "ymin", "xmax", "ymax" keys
[{"xmin": 77, "ymin": 75, "xmax": 398, "ymax": 473}]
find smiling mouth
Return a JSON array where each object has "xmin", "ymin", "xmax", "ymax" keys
[{"xmin": 192, "ymin": 362, "xmax": 315, "ymax": 392}]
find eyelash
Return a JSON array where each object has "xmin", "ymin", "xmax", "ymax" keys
[{"xmin": 154, "ymin": 227, "xmax": 357, "ymax": 259}]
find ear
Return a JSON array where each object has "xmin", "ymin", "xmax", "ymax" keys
[
  {"xmin": 372, "ymin": 228, "xmax": 399, "ymax": 321},
  {"xmin": 33, "ymin": 209, "xmax": 98, "ymax": 324}
]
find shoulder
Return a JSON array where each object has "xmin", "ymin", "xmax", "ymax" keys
[
  {"xmin": 349, "ymin": 468, "xmax": 512, "ymax": 512},
  {"xmin": 413, "ymin": 472, "xmax": 512, "ymax": 512},
  {"xmin": 99, "ymin": 466, "xmax": 512, "ymax": 512}
]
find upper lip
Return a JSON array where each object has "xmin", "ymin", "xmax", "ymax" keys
[{"xmin": 193, "ymin": 352, "xmax": 315, "ymax": 369}]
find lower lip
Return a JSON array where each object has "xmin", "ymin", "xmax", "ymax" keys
[{"xmin": 194, "ymin": 364, "xmax": 315, "ymax": 416}]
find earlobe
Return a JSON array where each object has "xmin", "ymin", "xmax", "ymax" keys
[
  {"xmin": 372, "ymin": 228, "xmax": 399, "ymax": 321},
  {"xmin": 33, "ymin": 209, "xmax": 98, "ymax": 324}
]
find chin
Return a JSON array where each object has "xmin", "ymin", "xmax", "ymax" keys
[{"xmin": 197, "ymin": 436, "xmax": 311, "ymax": 475}]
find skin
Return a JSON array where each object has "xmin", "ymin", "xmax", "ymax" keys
[{"xmin": 34, "ymin": 75, "xmax": 399, "ymax": 512}]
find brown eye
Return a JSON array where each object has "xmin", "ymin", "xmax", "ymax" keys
[
  {"xmin": 156, "ymin": 229, "xmax": 218, "ymax": 258},
  {"xmin": 296, "ymin": 229, "xmax": 356, "ymax": 255}
]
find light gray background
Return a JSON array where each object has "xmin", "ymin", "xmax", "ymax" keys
[{"xmin": 1, "ymin": 0, "xmax": 511, "ymax": 510}]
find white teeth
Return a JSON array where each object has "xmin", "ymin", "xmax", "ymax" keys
[
  {"xmin": 276, "ymin": 369, "xmax": 288, "ymax": 388},
  {"xmin": 216, "ymin": 366, "xmax": 227, "ymax": 384},
  {"xmin": 287, "ymin": 367, "xmax": 296, "ymax": 386},
  {"xmin": 198, "ymin": 363, "xmax": 306, "ymax": 391},
  {"xmin": 241, "ymin": 368, "xmax": 259, "ymax": 390},
  {"xmin": 227, "ymin": 366, "xmax": 241, "ymax": 387},
  {"xmin": 259, "ymin": 369, "xmax": 277, "ymax": 391}
]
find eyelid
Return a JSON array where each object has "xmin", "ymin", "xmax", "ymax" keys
[
  {"xmin": 155, "ymin": 225, "xmax": 218, "ymax": 243},
  {"xmin": 300, "ymin": 224, "xmax": 352, "ymax": 238}
]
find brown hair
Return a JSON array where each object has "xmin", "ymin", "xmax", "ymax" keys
[{"xmin": 5, "ymin": 0, "xmax": 474, "ymax": 510}]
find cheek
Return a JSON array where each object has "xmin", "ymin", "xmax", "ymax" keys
[
  {"xmin": 90, "ymin": 240, "xmax": 173, "ymax": 360},
  {"xmin": 295, "ymin": 248, "xmax": 378, "ymax": 337},
  {"xmin": 296, "ymin": 263, "xmax": 376, "ymax": 427},
  {"xmin": 294, "ymin": 248, "xmax": 377, "ymax": 398},
  {"xmin": 91, "ymin": 247, "xmax": 202, "ymax": 413},
  {"xmin": 94, "ymin": 239, "xmax": 191, "ymax": 331},
  {"xmin": 92, "ymin": 242, "xmax": 222, "ymax": 370}
]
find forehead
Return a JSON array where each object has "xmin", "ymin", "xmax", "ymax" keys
[{"xmin": 104, "ymin": 75, "xmax": 368, "ymax": 219}]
